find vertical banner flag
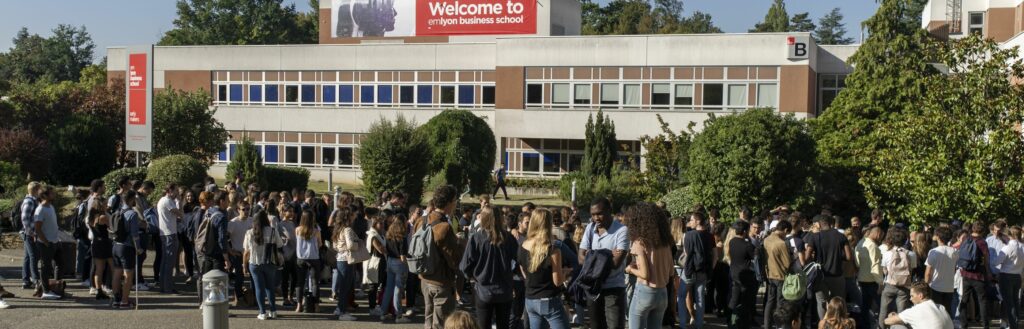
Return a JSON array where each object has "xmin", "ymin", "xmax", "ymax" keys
[{"xmin": 125, "ymin": 45, "xmax": 153, "ymax": 153}]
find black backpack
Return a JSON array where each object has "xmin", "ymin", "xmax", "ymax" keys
[
  {"xmin": 109, "ymin": 208, "xmax": 130, "ymax": 243},
  {"xmin": 957, "ymin": 237, "xmax": 984, "ymax": 272},
  {"xmin": 71, "ymin": 201, "xmax": 88, "ymax": 239},
  {"xmin": 9, "ymin": 198, "xmax": 25, "ymax": 232}
]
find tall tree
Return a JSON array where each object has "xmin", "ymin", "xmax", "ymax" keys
[
  {"xmin": 295, "ymin": 0, "xmax": 319, "ymax": 43},
  {"xmin": 0, "ymin": 25, "xmax": 94, "ymax": 84},
  {"xmin": 901, "ymin": 0, "xmax": 929, "ymax": 32},
  {"xmin": 159, "ymin": 0, "xmax": 315, "ymax": 45},
  {"xmin": 814, "ymin": 8, "xmax": 855, "ymax": 44},
  {"xmin": 151, "ymin": 89, "xmax": 229, "ymax": 162},
  {"xmin": 225, "ymin": 136, "xmax": 266, "ymax": 188},
  {"xmin": 359, "ymin": 115, "xmax": 431, "ymax": 205},
  {"xmin": 582, "ymin": 0, "xmax": 722, "ymax": 35},
  {"xmin": 789, "ymin": 12, "xmax": 816, "ymax": 32},
  {"xmin": 418, "ymin": 110, "xmax": 496, "ymax": 195},
  {"xmin": 677, "ymin": 11, "xmax": 724, "ymax": 33},
  {"xmin": 582, "ymin": 110, "xmax": 618, "ymax": 179},
  {"xmin": 750, "ymin": 0, "xmax": 790, "ymax": 32}
]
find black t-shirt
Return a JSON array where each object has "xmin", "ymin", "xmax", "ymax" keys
[
  {"xmin": 807, "ymin": 229, "xmax": 848, "ymax": 276},
  {"xmin": 729, "ymin": 237, "xmax": 756, "ymax": 281},
  {"xmin": 517, "ymin": 245, "xmax": 558, "ymax": 299},
  {"xmin": 386, "ymin": 236, "xmax": 408, "ymax": 258},
  {"xmin": 683, "ymin": 230, "xmax": 714, "ymax": 276}
]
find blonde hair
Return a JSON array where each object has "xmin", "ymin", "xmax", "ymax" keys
[
  {"xmin": 27, "ymin": 181, "xmax": 42, "ymax": 195},
  {"xmin": 821, "ymin": 297, "xmax": 855, "ymax": 329},
  {"xmin": 444, "ymin": 310, "xmax": 480, "ymax": 329},
  {"xmin": 526, "ymin": 208, "xmax": 554, "ymax": 273}
]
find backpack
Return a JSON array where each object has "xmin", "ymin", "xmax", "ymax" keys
[
  {"xmin": 195, "ymin": 212, "xmax": 219, "ymax": 257},
  {"xmin": 109, "ymin": 209, "xmax": 130, "ymax": 243},
  {"xmin": 407, "ymin": 221, "xmax": 439, "ymax": 276},
  {"xmin": 957, "ymin": 237, "xmax": 984, "ymax": 272},
  {"xmin": 782, "ymin": 268, "xmax": 808, "ymax": 301},
  {"xmin": 10, "ymin": 197, "xmax": 27, "ymax": 232},
  {"xmin": 108, "ymin": 194, "xmax": 122, "ymax": 215},
  {"xmin": 885, "ymin": 247, "xmax": 912, "ymax": 287},
  {"xmin": 71, "ymin": 201, "xmax": 88, "ymax": 239}
]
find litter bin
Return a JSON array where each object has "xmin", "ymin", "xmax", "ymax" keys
[{"xmin": 202, "ymin": 270, "xmax": 229, "ymax": 329}]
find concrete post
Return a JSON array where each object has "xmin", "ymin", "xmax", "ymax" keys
[{"xmin": 202, "ymin": 270, "xmax": 230, "ymax": 329}]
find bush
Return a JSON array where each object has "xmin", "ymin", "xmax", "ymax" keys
[
  {"xmin": 0, "ymin": 161, "xmax": 26, "ymax": 200},
  {"xmin": 418, "ymin": 110, "xmax": 496, "ymax": 195},
  {"xmin": 146, "ymin": 155, "xmax": 207, "ymax": 195},
  {"xmin": 505, "ymin": 177, "xmax": 559, "ymax": 190},
  {"xmin": 225, "ymin": 137, "xmax": 266, "ymax": 188},
  {"xmin": 661, "ymin": 186, "xmax": 698, "ymax": 218},
  {"xmin": 559, "ymin": 166, "xmax": 652, "ymax": 213},
  {"xmin": 49, "ymin": 114, "xmax": 117, "ymax": 185},
  {"xmin": 152, "ymin": 89, "xmax": 228, "ymax": 163},
  {"xmin": 102, "ymin": 167, "xmax": 148, "ymax": 197},
  {"xmin": 0, "ymin": 128, "xmax": 50, "ymax": 180},
  {"xmin": 264, "ymin": 166, "xmax": 310, "ymax": 192},
  {"xmin": 359, "ymin": 115, "xmax": 431, "ymax": 206}
]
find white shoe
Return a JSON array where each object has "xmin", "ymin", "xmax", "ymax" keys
[
  {"xmin": 395, "ymin": 316, "xmax": 411, "ymax": 323},
  {"xmin": 257, "ymin": 313, "xmax": 267, "ymax": 320},
  {"xmin": 41, "ymin": 292, "xmax": 61, "ymax": 300},
  {"xmin": 333, "ymin": 308, "xmax": 341, "ymax": 316},
  {"xmin": 89, "ymin": 287, "xmax": 98, "ymax": 296},
  {"xmin": 268, "ymin": 311, "xmax": 277, "ymax": 319},
  {"xmin": 338, "ymin": 314, "xmax": 356, "ymax": 321},
  {"xmin": 102, "ymin": 286, "xmax": 114, "ymax": 295},
  {"xmin": 404, "ymin": 309, "xmax": 415, "ymax": 317},
  {"xmin": 0, "ymin": 300, "xmax": 10, "ymax": 309}
]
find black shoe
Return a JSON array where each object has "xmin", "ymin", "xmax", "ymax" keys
[
  {"xmin": 22, "ymin": 283, "xmax": 33, "ymax": 290},
  {"xmin": 96, "ymin": 292, "xmax": 110, "ymax": 300}
]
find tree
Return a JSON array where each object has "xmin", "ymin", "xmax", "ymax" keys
[
  {"xmin": 582, "ymin": 110, "xmax": 618, "ymax": 179},
  {"xmin": 0, "ymin": 161, "xmax": 26, "ymax": 199},
  {"xmin": 77, "ymin": 76, "xmax": 129, "ymax": 165},
  {"xmin": 48, "ymin": 114, "xmax": 117, "ymax": 185},
  {"xmin": 750, "ymin": 0, "xmax": 789, "ymax": 32},
  {"xmin": 901, "ymin": 0, "xmax": 929, "ymax": 32},
  {"xmin": 639, "ymin": 115, "xmax": 694, "ymax": 196},
  {"xmin": 863, "ymin": 36, "xmax": 1024, "ymax": 224},
  {"xmin": 359, "ymin": 115, "xmax": 431, "ymax": 206},
  {"xmin": 418, "ymin": 110, "xmax": 496, "ymax": 195},
  {"xmin": 152, "ymin": 89, "xmax": 228, "ymax": 163},
  {"xmin": 0, "ymin": 25, "xmax": 94, "ymax": 84},
  {"xmin": 295, "ymin": 0, "xmax": 319, "ymax": 43},
  {"xmin": 225, "ymin": 136, "xmax": 266, "ymax": 188},
  {"xmin": 2, "ymin": 80, "xmax": 85, "ymax": 136},
  {"xmin": 146, "ymin": 155, "xmax": 209, "ymax": 194},
  {"xmin": 0, "ymin": 128, "xmax": 49, "ymax": 180},
  {"xmin": 687, "ymin": 109, "xmax": 817, "ymax": 217},
  {"xmin": 789, "ymin": 12, "xmax": 816, "ymax": 32},
  {"xmin": 814, "ymin": 8, "xmax": 854, "ymax": 45},
  {"xmin": 677, "ymin": 11, "xmax": 724, "ymax": 34},
  {"xmin": 581, "ymin": 0, "xmax": 722, "ymax": 35},
  {"xmin": 159, "ymin": 0, "xmax": 315, "ymax": 45}
]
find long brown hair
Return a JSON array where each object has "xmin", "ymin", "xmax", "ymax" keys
[
  {"xmin": 526, "ymin": 209, "xmax": 553, "ymax": 273},
  {"xmin": 386, "ymin": 214, "xmax": 408, "ymax": 241},
  {"xmin": 251, "ymin": 210, "xmax": 270, "ymax": 245},
  {"xmin": 912, "ymin": 231, "xmax": 930, "ymax": 263},
  {"xmin": 296, "ymin": 209, "xmax": 317, "ymax": 240},
  {"xmin": 479, "ymin": 207, "xmax": 504, "ymax": 246},
  {"xmin": 331, "ymin": 207, "xmax": 354, "ymax": 244},
  {"xmin": 821, "ymin": 297, "xmax": 855, "ymax": 329}
]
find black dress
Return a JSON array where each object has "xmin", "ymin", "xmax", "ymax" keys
[{"xmin": 91, "ymin": 224, "xmax": 113, "ymax": 259}]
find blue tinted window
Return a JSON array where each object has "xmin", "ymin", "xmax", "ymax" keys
[
  {"xmin": 265, "ymin": 85, "xmax": 279, "ymax": 102},
  {"xmin": 301, "ymin": 85, "xmax": 315, "ymax": 104},
  {"xmin": 417, "ymin": 85, "xmax": 432, "ymax": 104},
  {"xmin": 361, "ymin": 86, "xmax": 375, "ymax": 104},
  {"xmin": 322, "ymin": 85, "xmax": 336, "ymax": 104},
  {"xmin": 339, "ymin": 85, "xmax": 354, "ymax": 104},
  {"xmin": 229, "ymin": 144, "xmax": 237, "ymax": 161},
  {"xmin": 264, "ymin": 145, "xmax": 278, "ymax": 163},
  {"xmin": 229, "ymin": 84, "xmax": 243, "ymax": 102},
  {"xmin": 458, "ymin": 85, "xmax": 474, "ymax": 104},
  {"xmin": 218, "ymin": 147, "xmax": 227, "ymax": 161},
  {"xmin": 249, "ymin": 85, "xmax": 262, "ymax": 102},
  {"xmin": 378, "ymin": 85, "xmax": 392, "ymax": 104}
]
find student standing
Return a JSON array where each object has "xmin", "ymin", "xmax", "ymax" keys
[
  {"xmin": 111, "ymin": 191, "xmax": 142, "ymax": 308},
  {"xmin": 519, "ymin": 209, "xmax": 571, "ymax": 329},
  {"xmin": 382, "ymin": 214, "xmax": 412, "ymax": 323},
  {"xmin": 226, "ymin": 201, "xmax": 251, "ymax": 303},
  {"xmin": 804, "ymin": 215, "xmax": 853, "ymax": 319},
  {"xmin": 89, "ymin": 205, "xmax": 113, "ymax": 300},
  {"xmin": 580, "ymin": 197, "xmax": 630, "ymax": 329},
  {"xmin": 20, "ymin": 182, "xmax": 42, "ymax": 290},
  {"xmin": 764, "ymin": 220, "xmax": 793, "ymax": 329},
  {"xmin": 33, "ymin": 186, "xmax": 62, "ymax": 300},
  {"xmin": 623, "ymin": 203, "xmax": 674, "ymax": 329},
  {"xmin": 331, "ymin": 207, "xmax": 359, "ymax": 321},
  {"xmin": 925, "ymin": 227, "xmax": 958, "ymax": 320},
  {"xmin": 993, "ymin": 225, "xmax": 1023, "ymax": 329},
  {"xmin": 417, "ymin": 185, "xmax": 464, "ymax": 329},
  {"xmin": 157, "ymin": 185, "xmax": 184, "ymax": 294},
  {"xmin": 460, "ymin": 207, "xmax": 518, "ymax": 329},
  {"xmin": 680, "ymin": 212, "xmax": 715, "ymax": 328},
  {"xmin": 726, "ymin": 221, "xmax": 758, "ymax": 329},
  {"xmin": 277, "ymin": 204, "xmax": 299, "ymax": 307},
  {"xmin": 243, "ymin": 211, "xmax": 284, "ymax": 320},
  {"xmin": 294, "ymin": 210, "xmax": 322, "ymax": 312}
]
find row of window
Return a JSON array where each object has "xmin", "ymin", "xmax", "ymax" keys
[
  {"xmin": 217, "ymin": 143, "xmax": 358, "ymax": 168},
  {"xmin": 507, "ymin": 152, "xmax": 641, "ymax": 175},
  {"xmin": 525, "ymin": 82, "xmax": 778, "ymax": 111},
  {"xmin": 215, "ymin": 83, "xmax": 496, "ymax": 107}
]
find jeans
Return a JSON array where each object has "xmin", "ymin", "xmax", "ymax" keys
[
  {"xmin": 35, "ymin": 241, "xmax": 56, "ymax": 293},
  {"xmin": 764, "ymin": 279, "xmax": 784, "ymax": 329},
  {"xmin": 815, "ymin": 275, "xmax": 846, "ymax": 319},
  {"xmin": 960, "ymin": 278, "xmax": 990, "ymax": 329},
  {"xmin": 879, "ymin": 284, "xmax": 910, "ymax": 327},
  {"xmin": 859, "ymin": 281, "xmax": 880, "ymax": 329},
  {"xmin": 196, "ymin": 255, "xmax": 225, "ymax": 304},
  {"xmin": 22, "ymin": 234, "xmax": 38, "ymax": 285},
  {"xmin": 76, "ymin": 238, "xmax": 92, "ymax": 284},
  {"xmin": 250, "ymin": 263, "xmax": 278, "ymax": 315},
  {"xmin": 177, "ymin": 232, "xmax": 195, "ymax": 277},
  {"xmin": 629, "ymin": 285, "xmax": 668, "ymax": 329},
  {"xmin": 229, "ymin": 254, "xmax": 243, "ymax": 299},
  {"xmin": 334, "ymin": 261, "xmax": 355, "ymax": 315},
  {"xmin": 477, "ymin": 299, "xmax": 512, "ymax": 329},
  {"xmin": 380, "ymin": 258, "xmax": 408, "ymax": 316},
  {"xmin": 159, "ymin": 235, "xmax": 178, "ymax": 292},
  {"xmin": 588, "ymin": 287, "xmax": 626, "ymax": 329},
  {"xmin": 680, "ymin": 273, "xmax": 707, "ymax": 328},
  {"xmin": 1001, "ymin": 273, "xmax": 1022, "ymax": 329},
  {"xmin": 512, "ymin": 280, "xmax": 527, "ymax": 329},
  {"xmin": 423, "ymin": 282, "xmax": 455, "ymax": 329},
  {"xmin": 526, "ymin": 296, "xmax": 570, "ymax": 329},
  {"xmin": 677, "ymin": 272, "xmax": 689, "ymax": 329}
]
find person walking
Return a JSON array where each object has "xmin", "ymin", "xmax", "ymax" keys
[
  {"xmin": 157, "ymin": 184, "xmax": 184, "ymax": 294},
  {"xmin": 493, "ymin": 164, "xmax": 509, "ymax": 200},
  {"xmin": 623, "ymin": 203, "xmax": 673, "ymax": 329},
  {"xmin": 460, "ymin": 206, "xmax": 518, "ymax": 329},
  {"xmin": 519, "ymin": 208, "xmax": 571, "ymax": 329},
  {"xmin": 580, "ymin": 197, "xmax": 630, "ymax": 329},
  {"xmin": 242, "ymin": 210, "xmax": 285, "ymax": 320}
]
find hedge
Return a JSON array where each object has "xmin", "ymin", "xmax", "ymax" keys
[
  {"xmin": 504, "ymin": 177, "xmax": 559, "ymax": 190},
  {"xmin": 146, "ymin": 155, "xmax": 207, "ymax": 195},
  {"xmin": 102, "ymin": 167, "xmax": 149, "ymax": 197},
  {"xmin": 265, "ymin": 166, "xmax": 310, "ymax": 192}
]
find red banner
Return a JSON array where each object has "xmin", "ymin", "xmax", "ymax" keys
[
  {"xmin": 128, "ymin": 53, "xmax": 147, "ymax": 126},
  {"xmin": 416, "ymin": 0, "xmax": 536, "ymax": 36}
]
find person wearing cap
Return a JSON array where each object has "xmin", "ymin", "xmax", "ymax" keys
[{"xmin": 727, "ymin": 221, "xmax": 757, "ymax": 329}]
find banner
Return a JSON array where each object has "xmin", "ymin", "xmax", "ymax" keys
[
  {"xmin": 125, "ymin": 45, "xmax": 152, "ymax": 153},
  {"xmin": 331, "ymin": 0, "xmax": 535, "ymax": 38}
]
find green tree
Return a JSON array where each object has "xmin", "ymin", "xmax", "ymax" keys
[
  {"xmin": 581, "ymin": 0, "xmax": 722, "ymax": 35},
  {"xmin": 582, "ymin": 110, "xmax": 618, "ymax": 179},
  {"xmin": 789, "ymin": 12, "xmax": 816, "ymax": 32},
  {"xmin": 359, "ymin": 115, "xmax": 431, "ymax": 205},
  {"xmin": 225, "ymin": 136, "xmax": 266, "ymax": 188},
  {"xmin": 0, "ymin": 128, "xmax": 50, "ymax": 180},
  {"xmin": 750, "ymin": 0, "xmax": 789, "ymax": 32},
  {"xmin": 0, "ymin": 25, "xmax": 94, "ymax": 84},
  {"xmin": 419, "ymin": 110, "xmax": 496, "ymax": 195},
  {"xmin": 810, "ymin": 0, "xmax": 936, "ymax": 215},
  {"xmin": 48, "ymin": 114, "xmax": 117, "ymax": 185},
  {"xmin": 864, "ymin": 36, "xmax": 1024, "ymax": 224},
  {"xmin": 687, "ymin": 109, "xmax": 816, "ymax": 217},
  {"xmin": 159, "ymin": 0, "xmax": 315, "ymax": 45},
  {"xmin": 814, "ymin": 8, "xmax": 854, "ymax": 45},
  {"xmin": 901, "ymin": 0, "xmax": 929, "ymax": 32},
  {"xmin": 295, "ymin": 0, "xmax": 320, "ymax": 43},
  {"xmin": 152, "ymin": 89, "xmax": 229, "ymax": 162},
  {"xmin": 0, "ymin": 161, "xmax": 26, "ymax": 199},
  {"xmin": 676, "ymin": 11, "xmax": 724, "ymax": 34},
  {"xmin": 639, "ymin": 115, "xmax": 694, "ymax": 196},
  {"xmin": 146, "ymin": 155, "xmax": 209, "ymax": 194}
]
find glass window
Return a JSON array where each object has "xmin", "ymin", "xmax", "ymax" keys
[
  {"xmin": 339, "ymin": 148, "xmax": 354, "ymax": 166},
  {"xmin": 601, "ymin": 83, "xmax": 619, "ymax": 105},
  {"xmin": 574, "ymin": 84, "xmax": 591, "ymax": 105},
  {"xmin": 301, "ymin": 85, "xmax": 315, "ymax": 104},
  {"xmin": 249, "ymin": 85, "xmax": 262, "ymax": 103},
  {"xmin": 400, "ymin": 86, "xmax": 415, "ymax": 104},
  {"xmin": 285, "ymin": 85, "xmax": 299, "ymax": 103},
  {"xmin": 526, "ymin": 84, "xmax": 543, "ymax": 104},
  {"xmin": 458, "ymin": 85, "xmax": 474, "ymax": 105},
  {"xmin": 378, "ymin": 85, "xmax": 393, "ymax": 104},
  {"xmin": 417, "ymin": 85, "xmax": 433, "ymax": 104},
  {"xmin": 323, "ymin": 147, "xmax": 336, "ymax": 165},
  {"xmin": 285, "ymin": 146, "xmax": 299, "ymax": 163},
  {"xmin": 265, "ymin": 85, "xmax": 279, "ymax": 102},
  {"xmin": 568, "ymin": 154, "xmax": 583, "ymax": 171},
  {"xmin": 230, "ymin": 85, "xmax": 243, "ymax": 102},
  {"xmin": 217, "ymin": 85, "xmax": 227, "ymax": 102},
  {"xmin": 623, "ymin": 84, "xmax": 641, "ymax": 105},
  {"xmin": 264, "ymin": 145, "xmax": 278, "ymax": 163},
  {"xmin": 522, "ymin": 153, "xmax": 540, "ymax": 172},
  {"xmin": 543, "ymin": 153, "xmax": 560, "ymax": 173},
  {"xmin": 838, "ymin": 75, "xmax": 847, "ymax": 88},
  {"xmin": 674, "ymin": 84, "xmax": 693, "ymax": 106},
  {"xmin": 340, "ymin": 85, "xmax": 354, "ymax": 104},
  {"xmin": 551, "ymin": 83, "xmax": 569, "ymax": 105},
  {"xmin": 702, "ymin": 84, "xmax": 724, "ymax": 107},
  {"xmin": 970, "ymin": 12, "xmax": 984, "ymax": 25},
  {"xmin": 651, "ymin": 84, "xmax": 671, "ymax": 106},
  {"xmin": 361, "ymin": 85, "xmax": 375, "ymax": 104},
  {"xmin": 727, "ymin": 84, "xmax": 747, "ymax": 107},
  {"xmin": 969, "ymin": 12, "xmax": 984, "ymax": 34},
  {"xmin": 440, "ymin": 86, "xmax": 456, "ymax": 104},
  {"xmin": 322, "ymin": 85, "xmax": 337, "ymax": 104},
  {"xmin": 821, "ymin": 75, "xmax": 838, "ymax": 88},
  {"xmin": 218, "ymin": 146, "xmax": 227, "ymax": 162},
  {"xmin": 821, "ymin": 90, "xmax": 838, "ymax": 111},
  {"xmin": 482, "ymin": 86, "xmax": 495, "ymax": 105},
  {"xmin": 300, "ymin": 146, "xmax": 315, "ymax": 164},
  {"xmin": 756, "ymin": 83, "xmax": 778, "ymax": 108}
]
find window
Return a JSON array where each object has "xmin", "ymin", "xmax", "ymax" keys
[
  {"xmin": 340, "ymin": 85, "xmax": 354, "ymax": 104},
  {"xmin": 301, "ymin": 85, "xmax": 315, "ymax": 104},
  {"xmin": 482, "ymin": 86, "xmax": 495, "ymax": 105},
  {"xmin": 543, "ymin": 153, "xmax": 560, "ymax": 173},
  {"xmin": 969, "ymin": 12, "xmax": 984, "ymax": 35},
  {"xmin": 567, "ymin": 154, "xmax": 583, "ymax": 171},
  {"xmin": 819, "ymin": 74, "xmax": 847, "ymax": 114},
  {"xmin": 249, "ymin": 85, "xmax": 262, "ymax": 103},
  {"xmin": 218, "ymin": 146, "xmax": 227, "ymax": 162},
  {"xmin": 600, "ymin": 83, "xmax": 619, "ymax": 105},
  {"xmin": 361, "ymin": 85, "xmax": 375, "ymax": 104},
  {"xmin": 265, "ymin": 85, "xmax": 279, "ymax": 103},
  {"xmin": 228, "ymin": 85, "xmax": 242, "ymax": 103},
  {"xmin": 727, "ymin": 84, "xmax": 747, "ymax": 109},
  {"xmin": 551, "ymin": 83, "xmax": 569, "ymax": 105},
  {"xmin": 522, "ymin": 153, "xmax": 540, "ymax": 172},
  {"xmin": 217, "ymin": 85, "xmax": 227, "ymax": 102},
  {"xmin": 458, "ymin": 85, "xmax": 474, "ymax": 105},
  {"xmin": 821, "ymin": 75, "xmax": 838, "ymax": 89},
  {"xmin": 300, "ymin": 146, "xmax": 315, "ymax": 164},
  {"xmin": 651, "ymin": 84, "xmax": 671, "ymax": 106},
  {"xmin": 623, "ymin": 84, "xmax": 641, "ymax": 106},
  {"xmin": 574, "ymin": 84, "xmax": 591, "ymax": 105},
  {"xmin": 702, "ymin": 84, "xmax": 724, "ymax": 108},
  {"xmin": 674, "ymin": 84, "xmax": 693, "ymax": 106},
  {"xmin": 285, "ymin": 85, "xmax": 299, "ymax": 103},
  {"xmin": 228, "ymin": 144, "xmax": 237, "ymax": 160},
  {"xmin": 526, "ymin": 84, "xmax": 543, "ymax": 104},
  {"xmin": 756, "ymin": 83, "xmax": 778, "ymax": 108},
  {"xmin": 339, "ymin": 147, "xmax": 354, "ymax": 166},
  {"xmin": 417, "ymin": 85, "xmax": 433, "ymax": 104},
  {"xmin": 264, "ymin": 145, "xmax": 278, "ymax": 163},
  {"xmin": 440, "ymin": 86, "xmax": 456, "ymax": 104},
  {"xmin": 322, "ymin": 85, "xmax": 337, "ymax": 104},
  {"xmin": 285, "ymin": 146, "xmax": 299, "ymax": 164},
  {"xmin": 821, "ymin": 90, "xmax": 838, "ymax": 111},
  {"xmin": 400, "ymin": 86, "xmax": 415, "ymax": 104},
  {"xmin": 323, "ymin": 147, "xmax": 336, "ymax": 165},
  {"xmin": 378, "ymin": 85, "xmax": 393, "ymax": 104}
]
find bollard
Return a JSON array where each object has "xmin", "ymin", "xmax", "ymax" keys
[{"xmin": 202, "ymin": 270, "xmax": 230, "ymax": 329}]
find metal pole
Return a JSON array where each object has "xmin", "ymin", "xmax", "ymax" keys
[
  {"xmin": 571, "ymin": 180, "xmax": 577, "ymax": 203},
  {"xmin": 328, "ymin": 168, "xmax": 333, "ymax": 194},
  {"xmin": 136, "ymin": 152, "xmax": 141, "ymax": 167}
]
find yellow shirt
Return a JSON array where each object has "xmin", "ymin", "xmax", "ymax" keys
[{"xmin": 855, "ymin": 238, "xmax": 883, "ymax": 284}]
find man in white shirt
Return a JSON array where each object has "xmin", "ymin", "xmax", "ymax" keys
[
  {"xmin": 157, "ymin": 185, "xmax": 184, "ymax": 294},
  {"xmin": 925, "ymin": 227, "xmax": 959, "ymax": 320},
  {"xmin": 884, "ymin": 282, "xmax": 954, "ymax": 329},
  {"xmin": 992, "ymin": 228, "xmax": 1024, "ymax": 329},
  {"xmin": 226, "ymin": 201, "xmax": 252, "ymax": 303}
]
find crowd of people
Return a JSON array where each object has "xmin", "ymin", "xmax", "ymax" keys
[{"xmin": 5, "ymin": 175, "xmax": 1024, "ymax": 329}]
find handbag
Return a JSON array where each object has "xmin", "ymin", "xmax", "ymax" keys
[
  {"xmin": 345, "ymin": 228, "xmax": 371, "ymax": 264},
  {"xmin": 362, "ymin": 231, "xmax": 384, "ymax": 284},
  {"xmin": 263, "ymin": 225, "xmax": 285, "ymax": 268}
]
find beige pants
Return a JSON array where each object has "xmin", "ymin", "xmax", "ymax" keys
[{"xmin": 422, "ymin": 282, "xmax": 455, "ymax": 329}]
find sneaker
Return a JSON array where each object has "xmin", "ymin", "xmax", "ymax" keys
[
  {"xmin": 133, "ymin": 285, "xmax": 150, "ymax": 292},
  {"xmin": 268, "ymin": 311, "xmax": 277, "ymax": 319},
  {"xmin": 21, "ymin": 282, "xmax": 33, "ymax": 290},
  {"xmin": 41, "ymin": 292, "xmax": 61, "ymax": 300},
  {"xmin": 395, "ymin": 316, "xmax": 412, "ymax": 324},
  {"xmin": 381, "ymin": 314, "xmax": 394, "ymax": 322},
  {"xmin": 0, "ymin": 300, "xmax": 10, "ymax": 309},
  {"xmin": 257, "ymin": 313, "xmax": 268, "ymax": 321},
  {"xmin": 102, "ymin": 286, "xmax": 114, "ymax": 295},
  {"xmin": 333, "ymin": 308, "xmax": 342, "ymax": 317},
  {"xmin": 404, "ymin": 309, "xmax": 415, "ymax": 317},
  {"xmin": 89, "ymin": 287, "xmax": 98, "ymax": 296},
  {"xmin": 338, "ymin": 314, "xmax": 357, "ymax": 321},
  {"xmin": 369, "ymin": 308, "xmax": 383, "ymax": 317}
]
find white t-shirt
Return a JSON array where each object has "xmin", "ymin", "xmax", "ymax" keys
[
  {"xmin": 926, "ymin": 245, "xmax": 959, "ymax": 293},
  {"xmin": 898, "ymin": 300, "xmax": 953, "ymax": 329},
  {"xmin": 157, "ymin": 196, "xmax": 179, "ymax": 236}
]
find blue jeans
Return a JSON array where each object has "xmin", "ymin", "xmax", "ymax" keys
[
  {"xmin": 629, "ymin": 284, "xmax": 668, "ymax": 329},
  {"xmin": 250, "ymin": 263, "xmax": 278, "ymax": 314},
  {"xmin": 677, "ymin": 272, "xmax": 689, "ymax": 329},
  {"xmin": 1000, "ymin": 273, "xmax": 1022, "ymax": 329},
  {"xmin": 526, "ymin": 296, "xmax": 570, "ymax": 329},
  {"xmin": 380, "ymin": 257, "xmax": 408, "ymax": 315},
  {"xmin": 334, "ymin": 260, "xmax": 355, "ymax": 315},
  {"xmin": 76, "ymin": 238, "xmax": 92, "ymax": 284},
  {"xmin": 680, "ymin": 273, "xmax": 707, "ymax": 328},
  {"xmin": 22, "ymin": 233, "xmax": 38, "ymax": 284},
  {"xmin": 159, "ymin": 235, "xmax": 178, "ymax": 292}
]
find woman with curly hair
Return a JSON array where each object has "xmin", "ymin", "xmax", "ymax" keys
[{"xmin": 624, "ymin": 202, "xmax": 674, "ymax": 329}]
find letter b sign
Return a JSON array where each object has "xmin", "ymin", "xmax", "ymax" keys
[{"xmin": 787, "ymin": 36, "xmax": 810, "ymax": 60}]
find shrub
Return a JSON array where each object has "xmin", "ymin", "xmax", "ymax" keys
[
  {"xmin": 146, "ymin": 155, "xmax": 207, "ymax": 195},
  {"xmin": 0, "ymin": 128, "xmax": 50, "ymax": 180},
  {"xmin": 359, "ymin": 115, "xmax": 431, "ymax": 206},
  {"xmin": 661, "ymin": 186, "xmax": 698, "ymax": 218},
  {"xmin": 418, "ymin": 110, "xmax": 496, "ymax": 195},
  {"xmin": 102, "ymin": 167, "xmax": 148, "ymax": 197},
  {"xmin": 225, "ymin": 137, "xmax": 266, "ymax": 188},
  {"xmin": 264, "ymin": 166, "xmax": 310, "ymax": 192},
  {"xmin": 0, "ymin": 161, "xmax": 26, "ymax": 200},
  {"xmin": 48, "ymin": 114, "xmax": 117, "ymax": 185},
  {"xmin": 559, "ymin": 166, "xmax": 652, "ymax": 213},
  {"xmin": 582, "ymin": 110, "xmax": 618, "ymax": 179},
  {"xmin": 505, "ymin": 177, "xmax": 559, "ymax": 190}
]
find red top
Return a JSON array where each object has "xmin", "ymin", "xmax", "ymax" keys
[{"xmin": 960, "ymin": 236, "xmax": 989, "ymax": 281}]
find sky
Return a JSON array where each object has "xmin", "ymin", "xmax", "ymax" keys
[{"xmin": 0, "ymin": 0, "xmax": 880, "ymax": 62}]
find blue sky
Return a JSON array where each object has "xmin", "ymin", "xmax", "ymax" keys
[{"xmin": 0, "ymin": 0, "xmax": 879, "ymax": 62}]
